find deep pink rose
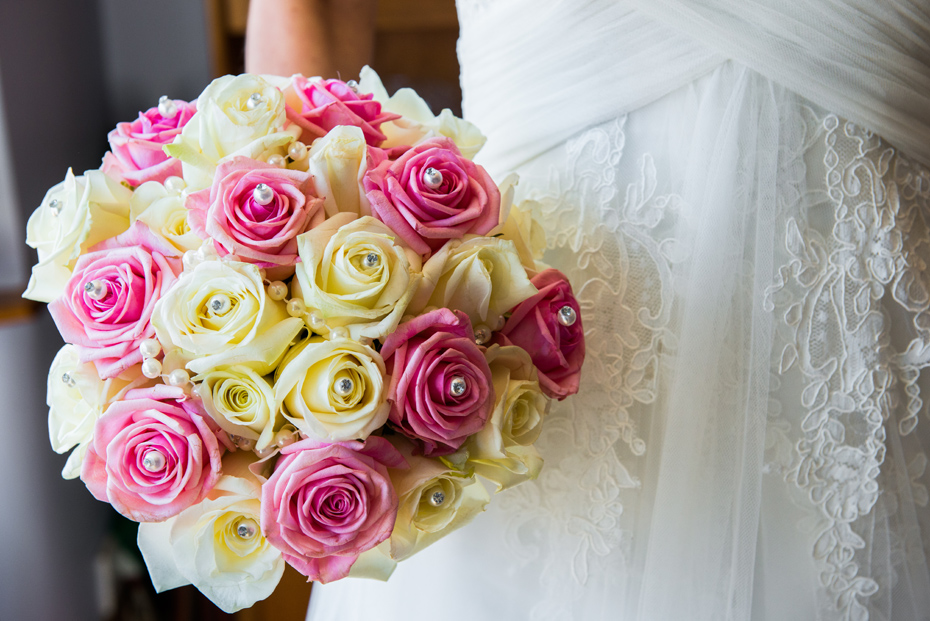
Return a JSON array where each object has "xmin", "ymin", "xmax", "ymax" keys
[
  {"xmin": 499, "ymin": 269, "xmax": 585, "ymax": 399},
  {"xmin": 261, "ymin": 437, "xmax": 406, "ymax": 583},
  {"xmin": 364, "ymin": 138, "xmax": 501, "ymax": 257},
  {"xmin": 187, "ymin": 156, "xmax": 324, "ymax": 278},
  {"xmin": 48, "ymin": 222, "xmax": 182, "ymax": 379},
  {"xmin": 81, "ymin": 385, "xmax": 227, "ymax": 522},
  {"xmin": 286, "ymin": 77, "xmax": 400, "ymax": 146},
  {"xmin": 102, "ymin": 99, "xmax": 195, "ymax": 187},
  {"xmin": 381, "ymin": 308, "xmax": 494, "ymax": 455}
]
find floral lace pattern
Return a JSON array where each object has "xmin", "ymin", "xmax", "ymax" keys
[{"xmin": 766, "ymin": 115, "xmax": 930, "ymax": 620}]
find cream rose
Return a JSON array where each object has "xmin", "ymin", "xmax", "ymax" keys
[
  {"xmin": 274, "ymin": 335, "xmax": 389, "ymax": 441},
  {"xmin": 152, "ymin": 259, "xmax": 304, "ymax": 375},
  {"xmin": 130, "ymin": 181, "xmax": 203, "ymax": 253},
  {"xmin": 137, "ymin": 466, "xmax": 284, "ymax": 613},
  {"xmin": 411, "ymin": 236, "xmax": 537, "ymax": 327},
  {"xmin": 468, "ymin": 345, "xmax": 548, "ymax": 490},
  {"xmin": 165, "ymin": 74, "xmax": 300, "ymax": 189},
  {"xmin": 293, "ymin": 213, "xmax": 421, "ymax": 340},
  {"xmin": 490, "ymin": 175, "xmax": 546, "ymax": 275},
  {"xmin": 306, "ymin": 125, "xmax": 372, "ymax": 217},
  {"xmin": 357, "ymin": 66, "xmax": 486, "ymax": 159},
  {"xmin": 193, "ymin": 365, "xmax": 279, "ymax": 450},
  {"xmin": 47, "ymin": 345, "xmax": 145, "ymax": 479},
  {"xmin": 24, "ymin": 169, "xmax": 131, "ymax": 302}
]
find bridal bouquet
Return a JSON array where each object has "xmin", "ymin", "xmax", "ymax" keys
[{"xmin": 24, "ymin": 68, "xmax": 585, "ymax": 612}]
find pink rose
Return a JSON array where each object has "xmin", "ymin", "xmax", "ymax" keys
[
  {"xmin": 261, "ymin": 437, "xmax": 406, "ymax": 583},
  {"xmin": 381, "ymin": 309, "xmax": 494, "ymax": 455},
  {"xmin": 187, "ymin": 156, "xmax": 324, "ymax": 278},
  {"xmin": 499, "ymin": 269, "xmax": 585, "ymax": 399},
  {"xmin": 48, "ymin": 222, "xmax": 182, "ymax": 379},
  {"xmin": 286, "ymin": 77, "xmax": 400, "ymax": 146},
  {"xmin": 364, "ymin": 138, "xmax": 501, "ymax": 257},
  {"xmin": 102, "ymin": 99, "xmax": 195, "ymax": 187},
  {"xmin": 81, "ymin": 385, "xmax": 227, "ymax": 522}
]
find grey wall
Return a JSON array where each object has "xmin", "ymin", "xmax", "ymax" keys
[{"xmin": 0, "ymin": 1, "xmax": 213, "ymax": 618}]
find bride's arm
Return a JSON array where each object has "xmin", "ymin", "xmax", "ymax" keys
[{"xmin": 245, "ymin": 0, "xmax": 376, "ymax": 78}]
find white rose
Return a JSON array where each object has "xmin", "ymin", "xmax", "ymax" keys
[
  {"xmin": 274, "ymin": 335, "xmax": 389, "ymax": 441},
  {"xmin": 490, "ymin": 175, "xmax": 546, "ymax": 275},
  {"xmin": 306, "ymin": 125, "xmax": 371, "ymax": 217},
  {"xmin": 193, "ymin": 365, "xmax": 279, "ymax": 450},
  {"xmin": 130, "ymin": 181, "xmax": 203, "ymax": 253},
  {"xmin": 293, "ymin": 213, "xmax": 421, "ymax": 340},
  {"xmin": 24, "ymin": 169, "xmax": 131, "ymax": 302},
  {"xmin": 152, "ymin": 259, "xmax": 304, "ymax": 375},
  {"xmin": 410, "ymin": 236, "xmax": 537, "ymax": 327},
  {"xmin": 47, "ymin": 345, "xmax": 144, "ymax": 479},
  {"xmin": 468, "ymin": 345, "xmax": 548, "ymax": 491},
  {"xmin": 137, "ymin": 467, "xmax": 284, "ymax": 614},
  {"xmin": 165, "ymin": 74, "xmax": 300, "ymax": 190},
  {"xmin": 357, "ymin": 66, "xmax": 486, "ymax": 159}
]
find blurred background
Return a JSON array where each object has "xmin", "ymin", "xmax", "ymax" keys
[{"xmin": 0, "ymin": 1, "xmax": 459, "ymax": 619}]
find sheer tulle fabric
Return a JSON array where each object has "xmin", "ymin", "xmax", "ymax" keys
[{"xmin": 308, "ymin": 2, "xmax": 930, "ymax": 620}]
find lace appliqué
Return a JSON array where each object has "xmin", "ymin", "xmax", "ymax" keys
[
  {"xmin": 497, "ymin": 118, "xmax": 680, "ymax": 620},
  {"xmin": 766, "ymin": 115, "xmax": 930, "ymax": 621}
]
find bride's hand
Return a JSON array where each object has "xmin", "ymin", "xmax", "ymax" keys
[{"xmin": 245, "ymin": 0, "xmax": 376, "ymax": 79}]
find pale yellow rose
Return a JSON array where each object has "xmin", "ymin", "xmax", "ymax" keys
[
  {"xmin": 274, "ymin": 335, "xmax": 389, "ymax": 441},
  {"xmin": 152, "ymin": 259, "xmax": 304, "ymax": 375},
  {"xmin": 305, "ymin": 125, "xmax": 371, "ymax": 217},
  {"xmin": 166, "ymin": 74, "xmax": 300, "ymax": 189},
  {"xmin": 410, "ymin": 236, "xmax": 537, "ymax": 327},
  {"xmin": 293, "ymin": 213, "xmax": 421, "ymax": 340},
  {"xmin": 468, "ymin": 345, "xmax": 548, "ymax": 491},
  {"xmin": 47, "ymin": 345, "xmax": 146, "ymax": 479},
  {"xmin": 130, "ymin": 181, "xmax": 203, "ymax": 253},
  {"xmin": 137, "ymin": 463, "xmax": 284, "ymax": 614},
  {"xmin": 357, "ymin": 66, "xmax": 486, "ymax": 159},
  {"xmin": 193, "ymin": 365, "xmax": 280, "ymax": 450},
  {"xmin": 24, "ymin": 169, "xmax": 131, "ymax": 302},
  {"xmin": 489, "ymin": 175, "xmax": 546, "ymax": 276}
]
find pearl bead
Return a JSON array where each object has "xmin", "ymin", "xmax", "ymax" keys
[
  {"xmin": 288, "ymin": 141, "xmax": 308, "ymax": 161},
  {"xmin": 163, "ymin": 176, "xmax": 186, "ymax": 193},
  {"xmin": 252, "ymin": 183, "xmax": 274, "ymax": 205},
  {"xmin": 346, "ymin": 79, "xmax": 359, "ymax": 93},
  {"xmin": 429, "ymin": 491, "xmax": 445, "ymax": 507},
  {"xmin": 182, "ymin": 249, "xmax": 202, "ymax": 270},
  {"xmin": 450, "ymin": 376, "xmax": 467, "ymax": 397},
  {"xmin": 473, "ymin": 325, "xmax": 491, "ymax": 346},
  {"xmin": 141, "ymin": 357, "xmax": 162, "ymax": 379},
  {"xmin": 167, "ymin": 369, "xmax": 190, "ymax": 387},
  {"xmin": 422, "ymin": 167, "xmax": 443, "ymax": 190},
  {"xmin": 363, "ymin": 252, "xmax": 380, "ymax": 269},
  {"xmin": 334, "ymin": 377, "xmax": 354, "ymax": 397},
  {"xmin": 61, "ymin": 372, "xmax": 76, "ymax": 388},
  {"xmin": 494, "ymin": 315, "xmax": 506, "ymax": 331},
  {"xmin": 157, "ymin": 95, "xmax": 178, "ymax": 118},
  {"xmin": 255, "ymin": 444, "xmax": 276, "ymax": 459},
  {"xmin": 83, "ymin": 280, "xmax": 107, "ymax": 301},
  {"xmin": 267, "ymin": 281, "xmax": 288, "ymax": 301},
  {"xmin": 245, "ymin": 92, "xmax": 263, "ymax": 111},
  {"xmin": 236, "ymin": 519, "xmax": 258, "ymax": 539},
  {"xmin": 557, "ymin": 305, "xmax": 577, "ymax": 327},
  {"xmin": 139, "ymin": 338, "xmax": 161, "ymax": 359},
  {"xmin": 287, "ymin": 298, "xmax": 306, "ymax": 317},
  {"xmin": 266, "ymin": 154, "xmax": 287, "ymax": 168},
  {"xmin": 275, "ymin": 428, "xmax": 297, "ymax": 447},
  {"xmin": 330, "ymin": 326, "xmax": 349, "ymax": 340},
  {"xmin": 308, "ymin": 312, "xmax": 326, "ymax": 331},
  {"xmin": 231, "ymin": 435, "xmax": 255, "ymax": 451},
  {"xmin": 48, "ymin": 198, "xmax": 62, "ymax": 216},
  {"xmin": 142, "ymin": 450, "xmax": 166, "ymax": 472}
]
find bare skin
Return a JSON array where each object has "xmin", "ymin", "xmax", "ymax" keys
[{"xmin": 245, "ymin": 0, "xmax": 377, "ymax": 79}]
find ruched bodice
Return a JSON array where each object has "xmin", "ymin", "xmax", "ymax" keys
[{"xmin": 457, "ymin": 0, "xmax": 930, "ymax": 173}]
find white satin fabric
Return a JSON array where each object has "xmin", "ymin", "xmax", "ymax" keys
[{"xmin": 308, "ymin": 2, "xmax": 930, "ymax": 620}]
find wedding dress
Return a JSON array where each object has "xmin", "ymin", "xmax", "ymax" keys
[{"xmin": 307, "ymin": 1, "xmax": 930, "ymax": 619}]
